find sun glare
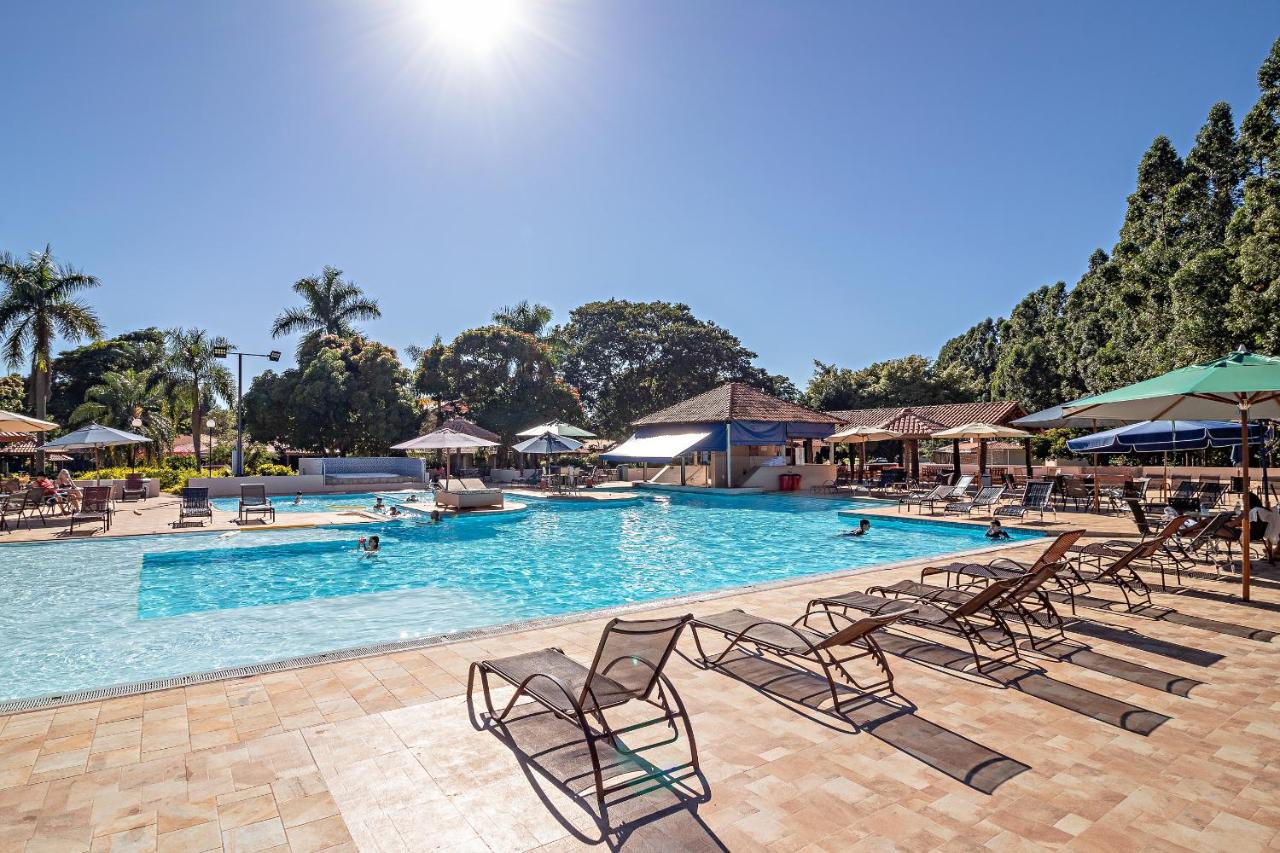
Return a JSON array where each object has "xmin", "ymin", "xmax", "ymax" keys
[{"xmin": 424, "ymin": 0, "xmax": 524, "ymax": 58}]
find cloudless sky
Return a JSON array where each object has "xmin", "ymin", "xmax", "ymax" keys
[{"xmin": 3, "ymin": 2, "xmax": 1278, "ymax": 387}]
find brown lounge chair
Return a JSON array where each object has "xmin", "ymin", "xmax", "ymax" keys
[
  {"xmin": 435, "ymin": 477, "xmax": 504, "ymax": 510},
  {"xmin": 807, "ymin": 576, "xmax": 1025, "ymax": 672},
  {"xmin": 467, "ymin": 615, "xmax": 698, "ymax": 810},
  {"xmin": 921, "ymin": 529, "xmax": 1086, "ymax": 589},
  {"xmin": 847, "ymin": 560, "xmax": 1067, "ymax": 649},
  {"xmin": 122, "ymin": 472, "xmax": 147, "ymax": 501},
  {"xmin": 1070, "ymin": 511, "xmax": 1192, "ymax": 589},
  {"xmin": 238, "ymin": 484, "xmax": 275, "ymax": 524},
  {"xmin": 688, "ymin": 607, "xmax": 908, "ymax": 710},
  {"xmin": 69, "ymin": 486, "xmax": 113, "ymax": 534}
]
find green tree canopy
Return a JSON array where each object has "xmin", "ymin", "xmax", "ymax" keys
[
  {"xmin": 47, "ymin": 328, "xmax": 166, "ymax": 424},
  {"xmin": 271, "ymin": 266, "xmax": 381, "ymax": 354},
  {"xmin": 491, "ymin": 301, "xmax": 554, "ymax": 337},
  {"xmin": 554, "ymin": 300, "xmax": 794, "ymax": 435},
  {"xmin": 804, "ymin": 354, "xmax": 977, "ymax": 412},
  {"xmin": 70, "ymin": 368, "xmax": 175, "ymax": 454},
  {"xmin": 160, "ymin": 328, "xmax": 235, "ymax": 467},
  {"xmin": 0, "ymin": 374, "xmax": 25, "ymax": 412}
]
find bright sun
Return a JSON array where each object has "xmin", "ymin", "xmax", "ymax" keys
[{"xmin": 424, "ymin": 0, "xmax": 524, "ymax": 58}]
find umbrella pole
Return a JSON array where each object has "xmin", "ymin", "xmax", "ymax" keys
[
  {"xmin": 951, "ymin": 439, "xmax": 960, "ymax": 481},
  {"xmin": 860, "ymin": 437, "xmax": 866, "ymax": 483},
  {"xmin": 1240, "ymin": 406, "xmax": 1252, "ymax": 602}
]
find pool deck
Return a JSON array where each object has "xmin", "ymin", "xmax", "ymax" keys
[{"xmin": 1, "ymin": 502, "xmax": 1278, "ymax": 851}]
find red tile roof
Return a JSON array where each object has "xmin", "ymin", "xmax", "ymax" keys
[
  {"xmin": 634, "ymin": 382, "xmax": 841, "ymax": 426},
  {"xmin": 826, "ymin": 401, "xmax": 1026, "ymax": 436},
  {"xmin": 439, "ymin": 417, "xmax": 501, "ymax": 443},
  {"xmin": 876, "ymin": 408, "xmax": 950, "ymax": 437},
  {"xmin": 0, "ymin": 441, "xmax": 71, "ymax": 460},
  {"xmin": 171, "ymin": 434, "xmax": 218, "ymax": 456}
]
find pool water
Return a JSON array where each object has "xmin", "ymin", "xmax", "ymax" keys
[
  {"xmin": 0, "ymin": 492, "xmax": 1038, "ymax": 703},
  {"xmin": 210, "ymin": 490, "xmax": 430, "ymax": 514}
]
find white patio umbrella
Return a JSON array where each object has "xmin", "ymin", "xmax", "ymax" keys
[
  {"xmin": 0, "ymin": 410, "xmax": 58, "ymax": 432},
  {"xmin": 826, "ymin": 425, "xmax": 903, "ymax": 483},
  {"xmin": 392, "ymin": 427, "xmax": 500, "ymax": 488},
  {"xmin": 931, "ymin": 422, "xmax": 1031, "ymax": 492},
  {"xmin": 42, "ymin": 423, "xmax": 152, "ymax": 484},
  {"xmin": 516, "ymin": 420, "xmax": 596, "ymax": 438}
]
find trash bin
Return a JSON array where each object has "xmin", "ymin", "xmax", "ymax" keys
[
  {"xmin": 778, "ymin": 473, "xmax": 790, "ymax": 492},
  {"xmin": 788, "ymin": 473, "xmax": 802, "ymax": 491}
]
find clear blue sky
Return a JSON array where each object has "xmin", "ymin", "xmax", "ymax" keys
[{"xmin": 3, "ymin": 2, "xmax": 1277, "ymax": 387}]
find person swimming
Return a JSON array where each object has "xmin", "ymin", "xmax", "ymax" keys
[
  {"xmin": 357, "ymin": 534, "xmax": 381, "ymax": 554},
  {"xmin": 406, "ymin": 493, "xmax": 419, "ymax": 503},
  {"xmin": 429, "ymin": 509, "xmax": 442, "ymax": 524},
  {"xmin": 293, "ymin": 491, "xmax": 303, "ymax": 505},
  {"xmin": 373, "ymin": 497, "xmax": 386, "ymax": 512},
  {"xmin": 388, "ymin": 506, "xmax": 401, "ymax": 517},
  {"xmin": 845, "ymin": 518, "xmax": 872, "ymax": 537},
  {"xmin": 986, "ymin": 519, "xmax": 1011, "ymax": 540}
]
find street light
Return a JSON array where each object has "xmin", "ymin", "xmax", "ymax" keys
[{"xmin": 213, "ymin": 347, "xmax": 282, "ymax": 476}]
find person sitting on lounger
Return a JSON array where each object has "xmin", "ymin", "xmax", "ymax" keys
[
  {"xmin": 357, "ymin": 534, "xmax": 380, "ymax": 555},
  {"xmin": 986, "ymin": 519, "xmax": 1010, "ymax": 540},
  {"xmin": 844, "ymin": 518, "xmax": 872, "ymax": 537}
]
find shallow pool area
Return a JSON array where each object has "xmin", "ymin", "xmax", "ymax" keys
[{"xmin": 0, "ymin": 492, "xmax": 1038, "ymax": 705}]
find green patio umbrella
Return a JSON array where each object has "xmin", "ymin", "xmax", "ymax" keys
[{"xmin": 1063, "ymin": 346, "xmax": 1280, "ymax": 600}]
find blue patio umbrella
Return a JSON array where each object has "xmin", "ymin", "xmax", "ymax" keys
[{"xmin": 1066, "ymin": 420, "xmax": 1266, "ymax": 454}]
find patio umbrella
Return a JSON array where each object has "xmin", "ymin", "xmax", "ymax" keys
[
  {"xmin": 391, "ymin": 427, "xmax": 499, "ymax": 488},
  {"xmin": 42, "ymin": 423, "xmax": 152, "ymax": 484},
  {"xmin": 826, "ymin": 425, "xmax": 903, "ymax": 483},
  {"xmin": 1063, "ymin": 346, "xmax": 1280, "ymax": 600},
  {"xmin": 516, "ymin": 420, "xmax": 596, "ymax": 438},
  {"xmin": 0, "ymin": 410, "xmax": 58, "ymax": 432},
  {"xmin": 931, "ymin": 422, "xmax": 1030, "ymax": 479},
  {"xmin": 512, "ymin": 432, "xmax": 584, "ymax": 483}
]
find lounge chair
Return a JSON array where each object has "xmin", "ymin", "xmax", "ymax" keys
[
  {"xmin": 1077, "ymin": 505, "xmax": 1194, "ymax": 588},
  {"xmin": 69, "ymin": 486, "xmax": 112, "ymax": 534},
  {"xmin": 467, "ymin": 615, "xmax": 698, "ymax": 810},
  {"xmin": 1054, "ymin": 540, "xmax": 1157, "ymax": 613},
  {"xmin": 12, "ymin": 487, "xmax": 48, "ymax": 528},
  {"xmin": 688, "ymin": 607, "xmax": 907, "ymax": 709},
  {"xmin": 122, "ymin": 473, "xmax": 147, "ymax": 501},
  {"xmin": 857, "ymin": 560, "xmax": 1067, "ymax": 648},
  {"xmin": 238, "ymin": 484, "xmax": 275, "ymax": 524},
  {"xmin": 994, "ymin": 480, "xmax": 1056, "ymax": 520},
  {"xmin": 945, "ymin": 486, "xmax": 1005, "ymax": 516},
  {"xmin": 436, "ymin": 477, "xmax": 504, "ymax": 510},
  {"xmin": 898, "ymin": 485, "xmax": 950, "ymax": 513},
  {"xmin": 1166, "ymin": 480, "xmax": 1203, "ymax": 513},
  {"xmin": 807, "ymin": 576, "xmax": 1024, "ymax": 672},
  {"xmin": 920, "ymin": 529, "xmax": 1086, "ymax": 589},
  {"xmin": 919, "ymin": 475, "xmax": 974, "ymax": 513},
  {"xmin": 1197, "ymin": 481, "xmax": 1225, "ymax": 510},
  {"xmin": 177, "ymin": 487, "xmax": 212, "ymax": 526}
]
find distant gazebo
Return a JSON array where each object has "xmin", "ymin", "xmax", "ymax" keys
[{"xmin": 605, "ymin": 382, "xmax": 841, "ymax": 488}]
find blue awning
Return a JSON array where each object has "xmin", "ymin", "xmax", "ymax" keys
[
  {"xmin": 632, "ymin": 420, "xmax": 835, "ymax": 451},
  {"xmin": 1067, "ymin": 420, "xmax": 1267, "ymax": 455}
]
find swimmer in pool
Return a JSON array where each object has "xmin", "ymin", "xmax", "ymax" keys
[
  {"xmin": 845, "ymin": 519, "xmax": 872, "ymax": 537},
  {"xmin": 986, "ymin": 520, "xmax": 1011, "ymax": 540},
  {"xmin": 406, "ymin": 493, "xmax": 419, "ymax": 503},
  {"xmin": 388, "ymin": 506, "xmax": 401, "ymax": 517},
  {"xmin": 293, "ymin": 491, "xmax": 302, "ymax": 505},
  {"xmin": 373, "ymin": 497, "xmax": 386, "ymax": 512},
  {"xmin": 357, "ymin": 534, "xmax": 380, "ymax": 554},
  {"xmin": 429, "ymin": 509, "xmax": 442, "ymax": 524}
]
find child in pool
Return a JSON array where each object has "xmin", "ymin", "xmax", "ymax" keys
[
  {"xmin": 845, "ymin": 519, "xmax": 872, "ymax": 537},
  {"xmin": 429, "ymin": 510, "xmax": 442, "ymax": 524},
  {"xmin": 388, "ymin": 506, "xmax": 401, "ymax": 517},
  {"xmin": 357, "ymin": 535, "xmax": 381, "ymax": 554},
  {"xmin": 293, "ymin": 491, "xmax": 302, "ymax": 505},
  {"xmin": 986, "ymin": 520, "xmax": 1011, "ymax": 540}
]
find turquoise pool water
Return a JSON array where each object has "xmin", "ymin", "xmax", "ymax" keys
[
  {"xmin": 210, "ymin": 490, "xmax": 430, "ymax": 514},
  {"xmin": 0, "ymin": 492, "xmax": 1037, "ymax": 703}
]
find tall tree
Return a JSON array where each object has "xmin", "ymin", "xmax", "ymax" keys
[
  {"xmin": 0, "ymin": 246, "xmax": 103, "ymax": 466},
  {"xmin": 70, "ymin": 368, "xmax": 174, "ymax": 458},
  {"xmin": 990, "ymin": 283, "xmax": 1069, "ymax": 411},
  {"xmin": 804, "ymin": 355, "xmax": 977, "ymax": 412},
  {"xmin": 46, "ymin": 328, "xmax": 166, "ymax": 423},
  {"xmin": 554, "ymin": 300, "xmax": 791, "ymax": 435},
  {"xmin": 492, "ymin": 301, "xmax": 553, "ymax": 337},
  {"xmin": 161, "ymin": 328, "xmax": 234, "ymax": 468},
  {"xmin": 270, "ymin": 266, "xmax": 381, "ymax": 353}
]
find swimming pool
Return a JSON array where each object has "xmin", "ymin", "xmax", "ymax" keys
[
  {"xmin": 0, "ymin": 492, "xmax": 1038, "ymax": 705},
  {"xmin": 210, "ymin": 490, "xmax": 430, "ymax": 514}
]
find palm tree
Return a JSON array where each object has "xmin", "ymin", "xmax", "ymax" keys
[
  {"xmin": 492, "ymin": 301, "xmax": 553, "ymax": 337},
  {"xmin": 161, "ymin": 328, "xmax": 234, "ymax": 468},
  {"xmin": 0, "ymin": 245, "xmax": 104, "ymax": 467},
  {"xmin": 71, "ymin": 368, "xmax": 174, "ymax": 462},
  {"xmin": 271, "ymin": 266, "xmax": 381, "ymax": 352}
]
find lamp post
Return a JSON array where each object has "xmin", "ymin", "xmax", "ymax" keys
[
  {"xmin": 130, "ymin": 416, "xmax": 143, "ymax": 471},
  {"xmin": 212, "ymin": 345, "xmax": 281, "ymax": 477},
  {"xmin": 206, "ymin": 417, "xmax": 216, "ymax": 478}
]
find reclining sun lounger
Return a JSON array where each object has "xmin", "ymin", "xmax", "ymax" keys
[
  {"xmin": 921, "ymin": 529, "xmax": 1086, "ymax": 589},
  {"xmin": 898, "ymin": 485, "xmax": 949, "ymax": 513},
  {"xmin": 807, "ymin": 576, "xmax": 1024, "ymax": 672},
  {"xmin": 944, "ymin": 485, "xmax": 1004, "ymax": 516},
  {"xmin": 238, "ymin": 484, "xmax": 275, "ymax": 524},
  {"xmin": 435, "ymin": 477, "xmax": 504, "ymax": 510},
  {"xmin": 919, "ymin": 475, "xmax": 974, "ymax": 514},
  {"xmin": 994, "ymin": 480, "xmax": 1056, "ymax": 520},
  {"xmin": 177, "ymin": 487, "xmax": 212, "ymax": 527},
  {"xmin": 467, "ymin": 615, "xmax": 697, "ymax": 809},
  {"xmin": 1070, "ymin": 512, "xmax": 1192, "ymax": 589},
  {"xmin": 688, "ymin": 607, "xmax": 908, "ymax": 709}
]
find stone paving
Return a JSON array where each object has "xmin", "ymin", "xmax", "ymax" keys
[{"xmin": 1, "ymin": 499, "xmax": 1278, "ymax": 851}]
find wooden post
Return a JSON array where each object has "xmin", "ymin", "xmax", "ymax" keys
[{"xmin": 1023, "ymin": 437, "xmax": 1033, "ymax": 477}]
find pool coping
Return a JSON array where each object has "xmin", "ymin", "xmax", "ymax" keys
[{"xmin": 0, "ymin": 534, "xmax": 1036, "ymax": 715}]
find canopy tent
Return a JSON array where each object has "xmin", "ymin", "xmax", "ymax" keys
[
  {"xmin": 516, "ymin": 420, "xmax": 596, "ymax": 439},
  {"xmin": 826, "ymin": 425, "xmax": 902, "ymax": 482},
  {"xmin": 1066, "ymin": 420, "xmax": 1266, "ymax": 454},
  {"xmin": 0, "ymin": 410, "xmax": 58, "ymax": 432},
  {"xmin": 42, "ymin": 423, "xmax": 152, "ymax": 484},
  {"xmin": 391, "ymin": 427, "xmax": 500, "ymax": 488},
  {"xmin": 1063, "ymin": 347, "xmax": 1280, "ymax": 600},
  {"xmin": 602, "ymin": 431, "xmax": 711, "ymax": 464}
]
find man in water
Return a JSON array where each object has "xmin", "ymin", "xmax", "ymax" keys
[
  {"xmin": 845, "ymin": 518, "xmax": 872, "ymax": 537},
  {"xmin": 293, "ymin": 491, "xmax": 303, "ymax": 505},
  {"xmin": 986, "ymin": 519, "xmax": 1011, "ymax": 540},
  {"xmin": 373, "ymin": 497, "xmax": 386, "ymax": 513}
]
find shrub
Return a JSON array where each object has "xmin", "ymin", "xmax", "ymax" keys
[{"xmin": 249, "ymin": 463, "xmax": 293, "ymax": 477}]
